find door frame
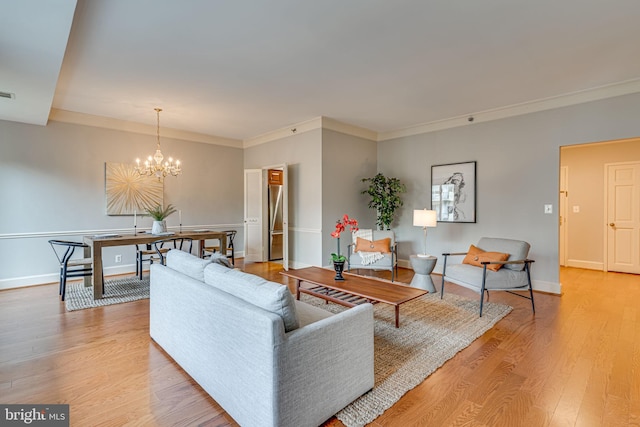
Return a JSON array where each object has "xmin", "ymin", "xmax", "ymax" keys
[{"xmin": 559, "ymin": 166, "xmax": 568, "ymax": 266}]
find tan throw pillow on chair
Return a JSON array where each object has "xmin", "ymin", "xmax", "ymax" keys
[
  {"xmin": 462, "ymin": 244, "xmax": 509, "ymax": 271},
  {"xmin": 355, "ymin": 237, "xmax": 391, "ymax": 253}
]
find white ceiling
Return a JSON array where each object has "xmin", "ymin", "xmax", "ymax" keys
[{"xmin": 3, "ymin": 0, "xmax": 640, "ymax": 142}]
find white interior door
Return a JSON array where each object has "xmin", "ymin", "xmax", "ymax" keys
[
  {"xmin": 606, "ymin": 162, "xmax": 640, "ymax": 273},
  {"xmin": 559, "ymin": 166, "xmax": 568, "ymax": 266},
  {"xmin": 244, "ymin": 169, "xmax": 264, "ymax": 262}
]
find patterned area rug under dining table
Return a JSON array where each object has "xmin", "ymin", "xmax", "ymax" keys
[
  {"xmin": 64, "ymin": 275, "xmax": 149, "ymax": 311},
  {"xmin": 300, "ymin": 291, "xmax": 512, "ymax": 427}
]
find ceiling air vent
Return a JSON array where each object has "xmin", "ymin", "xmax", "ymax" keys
[{"xmin": 0, "ymin": 91, "xmax": 16, "ymax": 99}]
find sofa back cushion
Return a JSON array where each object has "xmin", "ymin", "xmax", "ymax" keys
[
  {"xmin": 204, "ymin": 263, "xmax": 300, "ymax": 332},
  {"xmin": 476, "ymin": 238, "xmax": 530, "ymax": 271},
  {"xmin": 166, "ymin": 249, "xmax": 211, "ymax": 281}
]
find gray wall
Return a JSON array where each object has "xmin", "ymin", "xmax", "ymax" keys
[
  {"xmin": 0, "ymin": 119, "xmax": 243, "ymax": 289},
  {"xmin": 321, "ymin": 129, "xmax": 377, "ymax": 265},
  {"xmin": 244, "ymin": 128, "xmax": 379, "ymax": 268},
  {"xmin": 244, "ymin": 129, "xmax": 323, "ymax": 267},
  {"xmin": 377, "ymin": 92, "xmax": 640, "ymax": 293}
]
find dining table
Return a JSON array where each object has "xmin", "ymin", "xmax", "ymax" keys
[{"xmin": 83, "ymin": 230, "xmax": 227, "ymax": 300}]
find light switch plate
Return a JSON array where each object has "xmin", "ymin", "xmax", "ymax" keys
[{"xmin": 544, "ymin": 204, "xmax": 553, "ymax": 214}]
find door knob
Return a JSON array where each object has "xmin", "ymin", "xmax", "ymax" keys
[{"xmin": 609, "ymin": 223, "xmax": 615, "ymax": 227}]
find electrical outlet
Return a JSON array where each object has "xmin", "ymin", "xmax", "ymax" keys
[
  {"xmin": 115, "ymin": 254, "xmax": 122, "ymax": 263},
  {"xmin": 544, "ymin": 204, "xmax": 553, "ymax": 214}
]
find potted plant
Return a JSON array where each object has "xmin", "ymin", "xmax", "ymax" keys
[
  {"xmin": 330, "ymin": 214, "xmax": 358, "ymax": 280},
  {"xmin": 361, "ymin": 173, "xmax": 406, "ymax": 230},
  {"xmin": 146, "ymin": 203, "xmax": 177, "ymax": 235}
]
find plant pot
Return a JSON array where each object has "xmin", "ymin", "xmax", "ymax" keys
[
  {"xmin": 333, "ymin": 260, "xmax": 345, "ymax": 281},
  {"xmin": 152, "ymin": 220, "xmax": 167, "ymax": 235}
]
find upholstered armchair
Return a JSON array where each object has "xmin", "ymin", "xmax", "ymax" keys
[
  {"xmin": 441, "ymin": 237, "xmax": 535, "ymax": 316},
  {"xmin": 347, "ymin": 230, "xmax": 398, "ymax": 281}
]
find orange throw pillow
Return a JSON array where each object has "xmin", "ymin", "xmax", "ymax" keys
[
  {"xmin": 355, "ymin": 237, "xmax": 391, "ymax": 253},
  {"xmin": 462, "ymin": 244, "xmax": 510, "ymax": 271}
]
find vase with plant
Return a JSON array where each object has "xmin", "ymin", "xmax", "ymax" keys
[
  {"xmin": 330, "ymin": 214, "xmax": 359, "ymax": 280},
  {"xmin": 146, "ymin": 204, "xmax": 177, "ymax": 235},
  {"xmin": 361, "ymin": 173, "xmax": 406, "ymax": 230}
]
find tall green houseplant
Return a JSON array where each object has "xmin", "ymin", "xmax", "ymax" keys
[{"xmin": 361, "ymin": 173, "xmax": 406, "ymax": 230}]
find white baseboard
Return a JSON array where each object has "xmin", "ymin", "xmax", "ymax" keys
[
  {"xmin": 290, "ymin": 260, "xmax": 314, "ymax": 270},
  {"xmin": 0, "ymin": 264, "xmax": 138, "ymax": 291},
  {"xmin": 532, "ymin": 279, "xmax": 561, "ymax": 294},
  {"xmin": 565, "ymin": 259, "xmax": 604, "ymax": 271}
]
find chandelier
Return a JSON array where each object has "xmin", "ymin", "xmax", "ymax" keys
[{"xmin": 135, "ymin": 108, "xmax": 182, "ymax": 179}]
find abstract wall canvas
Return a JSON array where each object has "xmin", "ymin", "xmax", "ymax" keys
[
  {"xmin": 105, "ymin": 162, "xmax": 163, "ymax": 215},
  {"xmin": 431, "ymin": 161, "xmax": 476, "ymax": 223}
]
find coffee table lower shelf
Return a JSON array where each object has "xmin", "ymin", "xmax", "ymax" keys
[{"xmin": 302, "ymin": 285, "xmax": 377, "ymax": 307}]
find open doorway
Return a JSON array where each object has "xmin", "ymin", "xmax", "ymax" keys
[
  {"xmin": 243, "ymin": 165, "xmax": 289, "ymax": 270},
  {"xmin": 559, "ymin": 138, "xmax": 640, "ymax": 273}
]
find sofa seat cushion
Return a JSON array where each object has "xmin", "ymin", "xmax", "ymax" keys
[
  {"xmin": 446, "ymin": 264, "xmax": 529, "ymax": 290},
  {"xmin": 294, "ymin": 300, "xmax": 333, "ymax": 327},
  {"xmin": 166, "ymin": 249, "xmax": 211, "ymax": 282},
  {"xmin": 204, "ymin": 263, "xmax": 300, "ymax": 332}
]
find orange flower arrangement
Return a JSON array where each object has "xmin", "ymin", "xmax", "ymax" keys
[{"xmin": 331, "ymin": 214, "xmax": 359, "ymax": 262}]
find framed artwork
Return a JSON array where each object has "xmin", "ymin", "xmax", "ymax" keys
[
  {"xmin": 105, "ymin": 162, "xmax": 163, "ymax": 215},
  {"xmin": 431, "ymin": 161, "xmax": 476, "ymax": 223}
]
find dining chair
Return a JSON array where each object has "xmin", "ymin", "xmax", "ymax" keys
[
  {"xmin": 151, "ymin": 237, "xmax": 194, "ymax": 265},
  {"xmin": 135, "ymin": 243, "xmax": 168, "ymax": 280},
  {"xmin": 203, "ymin": 230, "xmax": 237, "ymax": 265},
  {"xmin": 48, "ymin": 240, "xmax": 97, "ymax": 301}
]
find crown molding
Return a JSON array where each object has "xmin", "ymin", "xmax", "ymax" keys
[
  {"xmin": 378, "ymin": 78, "xmax": 640, "ymax": 141},
  {"xmin": 242, "ymin": 117, "xmax": 323, "ymax": 148},
  {"xmin": 242, "ymin": 116, "xmax": 378, "ymax": 148},
  {"xmin": 48, "ymin": 108, "xmax": 243, "ymax": 148},
  {"xmin": 321, "ymin": 117, "xmax": 377, "ymax": 141}
]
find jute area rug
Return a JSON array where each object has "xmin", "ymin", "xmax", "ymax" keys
[
  {"xmin": 64, "ymin": 276, "xmax": 149, "ymax": 311},
  {"xmin": 300, "ymin": 292, "xmax": 512, "ymax": 427}
]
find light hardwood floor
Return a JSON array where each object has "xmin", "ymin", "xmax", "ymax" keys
[{"xmin": 1, "ymin": 263, "xmax": 638, "ymax": 426}]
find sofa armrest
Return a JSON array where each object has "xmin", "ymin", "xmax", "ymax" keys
[
  {"xmin": 276, "ymin": 303, "xmax": 374, "ymax": 427},
  {"xmin": 442, "ymin": 251, "xmax": 468, "ymax": 257},
  {"xmin": 480, "ymin": 258, "xmax": 535, "ymax": 265}
]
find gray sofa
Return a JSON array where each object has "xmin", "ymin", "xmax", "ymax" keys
[{"xmin": 150, "ymin": 250, "xmax": 374, "ymax": 427}]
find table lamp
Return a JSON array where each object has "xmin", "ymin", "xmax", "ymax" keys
[{"xmin": 413, "ymin": 209, "xmax": 437, "ymax": 257}]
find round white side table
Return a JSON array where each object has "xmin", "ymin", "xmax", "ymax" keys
[{"xmin": 409, "ymin": 255, "xmax": 437, "ymax": 293}]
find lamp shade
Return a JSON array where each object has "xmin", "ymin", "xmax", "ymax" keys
[{"xmin": 413, "ymin": 209, "xmax": 437, "ymax": 227}]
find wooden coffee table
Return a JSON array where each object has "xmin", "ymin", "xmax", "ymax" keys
[{"xmin": 281, "ymin": 267, "xmax": 427, "ymax": 328}]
